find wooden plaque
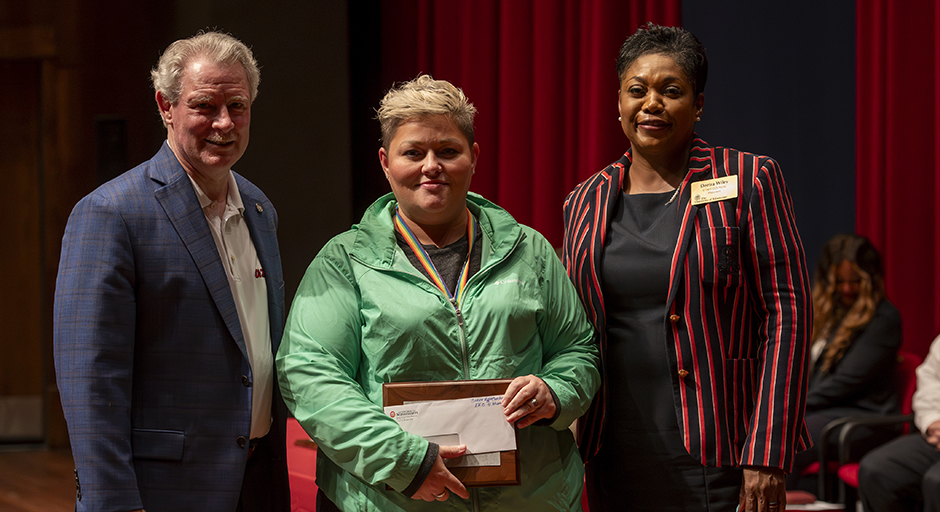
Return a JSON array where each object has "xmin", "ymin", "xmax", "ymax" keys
[{"xmin": 383, "ymin": 379, "xmax": 520, "ymax": 487}]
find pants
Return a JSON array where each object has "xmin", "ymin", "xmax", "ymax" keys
[
  {"xmin": 859, "ymin": 433, "xmax": 940, "ymax": 512},
  {"xmin": 585, "ymin": 438, "xmax": 743, "ymax": 512},
  {"xmin": 237, "ymin": 435, "xmax": 291, "ymax": 512},
  {"xmin": 317, "ymin": 489, "xmax": 343, "ymax": 512}
]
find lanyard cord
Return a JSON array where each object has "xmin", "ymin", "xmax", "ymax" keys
[{"xmin": 393, "ymin": 207, "xmax": 476, "ymax": 307}]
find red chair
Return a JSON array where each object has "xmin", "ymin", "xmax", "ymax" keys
[
  {"xmin": 794, "ymin": 459, "xmax": 839, "ymax": 502},
  {"xmin": 582, "ymin": 481, "xmax": 590, "ymax": 511},
  {"xmin": 286, "ymin": 417, "xmax": 319, "ymax": 512},
  {"xmin": 820, "ymin": 351, "xmax": 923, "ymax": 505}
]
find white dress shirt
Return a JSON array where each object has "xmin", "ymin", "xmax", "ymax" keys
[{"xmin": 189, "ymin": 173, "xmax": 273, "ymax": 439}]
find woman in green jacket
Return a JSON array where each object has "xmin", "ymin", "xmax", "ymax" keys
[{"xmin": 276, "ymin": 75, "xmax": 600, "ymax": 511}]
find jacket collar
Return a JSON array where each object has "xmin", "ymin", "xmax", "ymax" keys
[
  {"xmin": 149, "ymin": 141, "xmax": 252, "ymax": 360},
  {"xmin": 350, "ymin": 192, "xmax": 522, "ymax": 269},
  {"xmin": 601, "ymin": 136, "xmax": 714, "ymax": 196},
  {"xmin": 686, "ymin": 136, "xmax": 715, "ymax": 181},
  {"xmin": 146, "ymin": 141, "xmax": 187, "ymax": 186}
]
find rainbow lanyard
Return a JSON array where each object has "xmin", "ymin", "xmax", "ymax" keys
[{"xmin": 393, "ymin": 207, "xmax": 476, "ymax": 307}]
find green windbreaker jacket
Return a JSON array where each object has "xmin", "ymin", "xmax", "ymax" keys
[{"xmin": 277, "ymin": 192, "xmax": 600, "ymax": 511}]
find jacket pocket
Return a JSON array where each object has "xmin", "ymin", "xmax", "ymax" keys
[
  {"xmin": 702, "ymin": 226, "xmax": 741, "ymax": 288},
  {"xmin": 132, "ymin": 428, "xmax": 185, "ymax": 460}
]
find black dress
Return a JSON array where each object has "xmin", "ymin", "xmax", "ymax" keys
[{"xmin": 585, "ymin": 190, "xmax": 742, "ymax": 512}]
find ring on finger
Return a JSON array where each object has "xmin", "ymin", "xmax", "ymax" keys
[
  {"xmin": 434, "ymin": 491, "xmax": 446, "ymax": 499},
  {"xmin": 530, "ymin": 397, "xmax": 538, "ymax": 407}
]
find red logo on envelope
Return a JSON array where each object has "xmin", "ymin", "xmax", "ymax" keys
[{"xmin": 389, "ymin": 411, "xmax": 395, "ymax": 418}]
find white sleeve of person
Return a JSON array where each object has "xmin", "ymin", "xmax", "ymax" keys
[{"xmin": 913, "ymin": 333, "xmax": 940, "ymax": 434}]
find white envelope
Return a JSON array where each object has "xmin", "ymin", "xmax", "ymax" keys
[{"xmin": 384, "ymin": 395, "xmax": 516, "ymax": 454}]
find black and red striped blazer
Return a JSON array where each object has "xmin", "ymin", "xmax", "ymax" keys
[{"xmin": 562, "ymin": 137, "xmax": 813, "ymax": 471}]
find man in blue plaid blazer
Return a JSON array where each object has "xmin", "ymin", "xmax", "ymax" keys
[{"xmin": 53, "ymin": 31, "xmax": 289, "ymax": 512}]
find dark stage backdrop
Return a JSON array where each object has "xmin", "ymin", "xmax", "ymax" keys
[
  {"xmin": 352, "ymin": 0, "xmax": 681, "ymax": 245},
  {"xmin": 857, "ymin": 0, "xmax": 940, "ymax": 357},
  {"xmin": 683, "ymin": 1, "xmax": 857, "ymax": 288},
  {"xmin": 355, "ymin": 0, "xmax": 938, "ymax": 356}
]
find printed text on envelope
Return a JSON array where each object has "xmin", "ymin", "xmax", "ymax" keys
[{"xmin": 384, "ymin": 395, "xmax": 516, "ymax": 467}]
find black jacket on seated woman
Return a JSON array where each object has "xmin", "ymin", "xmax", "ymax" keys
[{"xmin": 787, "ymin": 234, "xmax": 902, "ymax": 493}]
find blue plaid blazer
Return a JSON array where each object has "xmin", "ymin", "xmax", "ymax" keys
[{"xmin": 54, "ymin": 142, "xmax": 289, "ymax": 511}]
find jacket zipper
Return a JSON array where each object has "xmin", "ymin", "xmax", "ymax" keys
[
  {"xmin": 358, "ymin": 231, "xmax": 527, "ymax": 383},
  {"xmin": 358, "ymin": 230, "xmax": 525, "ymax": 510},
  {"xmin": 451, "ymin": 297, "xmax": 471, "ymax": 380},
  {"xmin": 452, "ymin": 231, "xmax": 526, "ymax": 382}
]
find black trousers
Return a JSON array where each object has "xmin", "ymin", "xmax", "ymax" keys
[
  {"xmin": 317, "ymin": 489, "xmax": 342, "ymax": 512},
  {"xmin": 236, "ymin": 435, "xmax": 291, "ymax": 512},
  {"xmin": 859, "ymin": 433, "xmax": 940, "ymax": 512},
  {"xmin": 585, "ymin": 443, "xmax": 742, "ymax": 512}
]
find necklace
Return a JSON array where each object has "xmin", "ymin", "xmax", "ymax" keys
[
  {"xmin": 664, "ymin": 185, "xmax": 681, "ymax": 206},
  {"xmin": 625, "ymin": 165, "xmax": 685, "ymax": 206}
]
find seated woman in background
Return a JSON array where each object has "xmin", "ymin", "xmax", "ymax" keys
[{"xmin": 787, "ymin": 233, "xmax": 902, "ymax": 493}]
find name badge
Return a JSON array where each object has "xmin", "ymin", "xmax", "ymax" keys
[{"xmin": 691, "ymin": 175, "xmax": 738, "ymax": 206}]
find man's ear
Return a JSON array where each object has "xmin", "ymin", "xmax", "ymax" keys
[{"xmin": 156, "ymin": 91, "xmax": 173, "ymax": 124}]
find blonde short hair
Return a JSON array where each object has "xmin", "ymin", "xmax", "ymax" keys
[{"xmin": 376, "ymin": 74, "xmax": 477, "ymax": 149}]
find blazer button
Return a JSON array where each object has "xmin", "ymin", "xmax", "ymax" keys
[
  {"xmin": 678, "ymin": 369, "xmax": 690, "ymax": 378},
  {"xmin": 669, "ymin": 314, "xmax": 681, "ymax": 322},
  {"xmin": 237, "ymin": 436, "xmax": 248, "ymax": 448},
  {"xmin": 242, "ymin": 375, "xmax": 252, "ymax": 387}
]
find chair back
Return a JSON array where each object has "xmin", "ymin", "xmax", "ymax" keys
[
  {"xmin": 827, "ymin": 351, "xmax": 927, "ymax": 504},
  {"xmin": 895, "ymin": 351, "xmax": 923, "ymax": 432}
]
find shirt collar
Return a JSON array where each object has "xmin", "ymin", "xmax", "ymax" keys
[{"xmin": 187, "ymin": 171, "xmax": 245, "ymax": 215}]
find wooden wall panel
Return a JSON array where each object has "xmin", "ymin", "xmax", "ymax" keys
[{"xmin": 0, "ymin": 59, "xmax": 44, "ymax": 441}]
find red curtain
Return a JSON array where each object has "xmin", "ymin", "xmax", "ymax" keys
[
  {"xmin": 857, "ymin": 0, "xmax": 940, "ymax": 357},
  {"xmin": 380, "ymin": 0, "xmax": 681, "ymax": 246}
]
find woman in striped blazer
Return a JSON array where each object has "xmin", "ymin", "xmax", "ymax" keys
[{"xmin": 562, "ymin": 23, "xmax": 813, "ymax": 512}]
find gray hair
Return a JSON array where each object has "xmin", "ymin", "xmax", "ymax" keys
[
  {"xmin": 376, "ymin": 74, "xmax": 477, "ymax": 150},
  {"xmin": 151, "ymin": 31, "xmax": 260, "ymax": 107}
]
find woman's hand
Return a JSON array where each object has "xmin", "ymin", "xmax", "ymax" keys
[
  {"xmin": 502, "ymin": 375, "xmax": 556, "ymax": 428},
  {"xmin": 411, "ymin": 445, "xmax": 470, "ymax": 502},
  {"xmin": 738, "ymin": 466, "xmax": 786, "ymax": 512}
]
